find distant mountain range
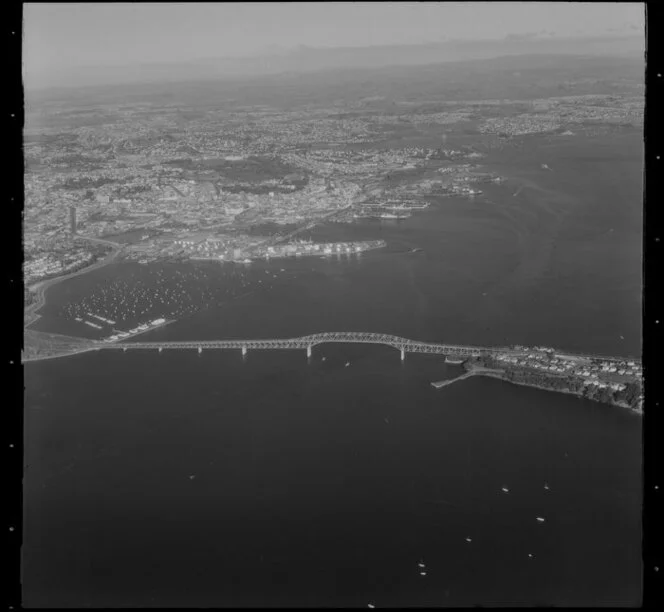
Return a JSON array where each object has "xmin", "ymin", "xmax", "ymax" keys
[{"xmin": 25, "ymin": 34, "xmax": 644, "ymax": 91}]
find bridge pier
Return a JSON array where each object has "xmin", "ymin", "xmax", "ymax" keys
[
  {"xmin": 307, "ymin": 345, "xmax": 312, "ymax": 358},
  {"xmin": 242, "ymin": 346, "xmax": 247, "ymax": 357},
  {"xmin": 401, "ymin": 348, "xmax": 405, "ymax": 361},
  {"xmin": 198, "ymin": 347, "xmax": 202, "ymax": 354},
  {"xmin": 123, "ymin": 347, "xmax": 127, "ymax": 352},
  {"xmin": 158, "ymin": 347, "xmax": 163, "ymax": 353}
]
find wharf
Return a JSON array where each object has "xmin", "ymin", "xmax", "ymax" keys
[
  {"xmin": 431, "ymin": 372, "xmax": 477, "ymax": 389},
  {"xmin": 431, "ymin": 367, "xmax": 505, "ymax": 389},
  {"xmin": 103, "ymin": 319, "xmax": 175, "ymax": 344}
]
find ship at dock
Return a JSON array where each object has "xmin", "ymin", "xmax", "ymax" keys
[
  {"xmin": 445, "ymin": 356, "xmax": 466, "ymax": 365},
  {"xmin": 379, "ymin": 212, "xmax": 410, "ymax": 220},
  {"xmin": 385, "ymin": 201, "xmax": 430, "ymax": 212}
]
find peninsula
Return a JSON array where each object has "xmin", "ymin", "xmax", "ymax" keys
[{"xmin": 431, "ymin": 353, "xmax": 643, "ymax": 414}]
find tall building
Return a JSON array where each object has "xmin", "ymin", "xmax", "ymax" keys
[{"xmin": 69, "ymin": 205, "xmax": 77, "ymax": 234}]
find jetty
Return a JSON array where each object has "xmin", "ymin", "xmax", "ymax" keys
[{"xmin": 431, "ymin": 367, "xmax": 505, "ymax": 389}]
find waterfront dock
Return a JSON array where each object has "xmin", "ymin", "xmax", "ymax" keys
[
  {"xmin": 430, "ymin": 372, "xmax": 477, "ymax": 389},
  {"xmin": 431, "ymin": 367, "xmax": 505, "ymax": 389}
]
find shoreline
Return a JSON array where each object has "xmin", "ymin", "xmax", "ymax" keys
[
  {"xmin": 473, "ymin": 371, "xmax": 642, "ymax": 416},
  {"xmin": 22, "ymin": 319, "xmax": 176, "ymax": 363},
  {"xmin": 22, "ymin": 346, "xmax": 100, "ymax": 364},
  {"xmin": 24, "ymin": 238, "xmax": 122, "ymax": 330}
]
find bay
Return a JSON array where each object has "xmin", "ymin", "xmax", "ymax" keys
[{"xmin": 23, "ymin": 132, "xmax": 643, "ymax": 607}]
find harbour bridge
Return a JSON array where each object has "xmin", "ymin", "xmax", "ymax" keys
[
  {"xmin": 99, "ymin": 331, "xmax": 513, "ymax": 360},
  {"xmin": 24, "ymin": 330, "xmax": 638, "ymax": 363}
]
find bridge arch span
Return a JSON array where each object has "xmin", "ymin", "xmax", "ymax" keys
[{"xmin": 300, "ymin": 332, "xmax": 411, "ymax": 351}]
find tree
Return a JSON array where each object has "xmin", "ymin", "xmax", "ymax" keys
[{"xmin": 623, "ymin": 382, "xmax": 642, "ymax": 408}]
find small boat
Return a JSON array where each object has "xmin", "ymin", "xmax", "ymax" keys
[
  {"xmin": 418, "ymin": 562, "xmax": 426, "ymax": 568},
  {"xmin": 501, "ymin": 487, "xmax": 510, "ymax": 493},
  {"xmin": 536, "ymin": 517, "xmax": 546, "ymax": 523},
  {"xmin": 544, "ymin": 483, "xmax": 550, "ymax": 491},
  {"xmin": 367, "ymin": 604, "xmax": 375, "ymax": 609},
  {"xmin": 345, "ymin": 362, "xmax": 351, "ymax": 367},
  {"xmin": 528, "ymin": 553, "xmax": 534, "ymax": 559},
  {"xmin": 420, "ymin": 572, "xmax": 427, "ymax": 576},
  {"xmin": 465, "ymin": 537, "xmax": 472, "ymax": 543},
  {"xmin": 321, "ymin": 357, "xmax": 326, "ymax": 362}
]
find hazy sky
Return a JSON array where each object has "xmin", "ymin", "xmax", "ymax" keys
[{"xmin": 24, "ymin": 2, "xmax": 644, "ymax": 75}]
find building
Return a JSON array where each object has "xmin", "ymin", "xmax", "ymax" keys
[{"xmin": 69, "ymin": 206, "xmax": 77, "ymax": 234}]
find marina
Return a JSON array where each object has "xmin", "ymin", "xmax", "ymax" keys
[{"xmin": 50, "ymin": 262, "xmax": 303, "ymax": 339}]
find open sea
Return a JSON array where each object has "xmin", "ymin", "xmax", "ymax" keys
[{"xmin": 23, "ymin": 132, "xmax": 643, "ymax": 607}]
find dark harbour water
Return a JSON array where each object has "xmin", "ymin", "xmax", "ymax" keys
[
  {"xmin": 24, "ymin": 348, "xmax": 641, "ymax": 608},
  {"xmin": 23, "ymin": 133, "xmax": 643, "ymax": 607}
]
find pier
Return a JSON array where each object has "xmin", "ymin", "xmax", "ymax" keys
[
  {"xmin": 431, "ymin": 367, "xmax": 507, "ymax": 389},
  {"xmin": 430, "ymin": 372, "xmax": 477, "ymax": 389}
]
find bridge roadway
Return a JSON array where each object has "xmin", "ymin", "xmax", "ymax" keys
[
  {"xmin": 93, "ymin": 331, "xmax": 638, "ymax": 363},
  {"xmin": 100, "ymin": 332, "xmax": 519, "ymax": 358}
]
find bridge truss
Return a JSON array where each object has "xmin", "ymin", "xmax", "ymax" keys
[{"xmin": 97, "ymin": 331, "xmax": 509, "ymax": 357}]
